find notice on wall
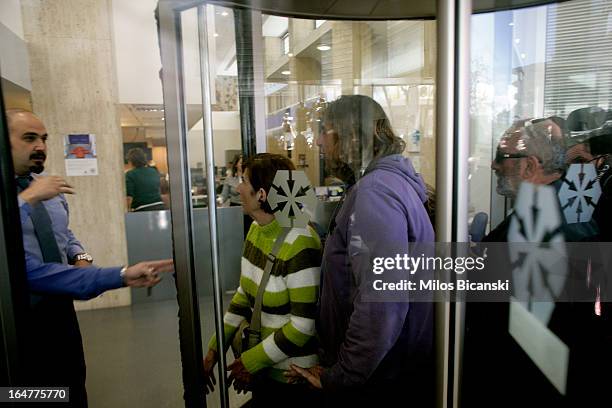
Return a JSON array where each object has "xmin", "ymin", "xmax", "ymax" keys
[{"xmin": 64, "ymin": 134, "xmax": 98, "ymax": 176}]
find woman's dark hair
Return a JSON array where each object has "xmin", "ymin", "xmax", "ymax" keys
[
  {"xmin": 243, "ymin": 153, "xmax": 296, "ymax": 214},
  {"xmin": 127, "ymin": 148, "xmax": 148, "ymax": 168},
  {"xmin": 230, "ymin": 154, "xmax": 242, "ymax": 177},
  {"xmin": 324, "ymin": 95, "xmax": 405, "ymax": 175}
]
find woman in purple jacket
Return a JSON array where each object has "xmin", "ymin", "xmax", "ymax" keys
[{"xmin": 288, "ymin": 95, "xmax": 435, "ymax": 406}]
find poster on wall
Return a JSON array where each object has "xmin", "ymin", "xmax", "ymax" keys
[{"xmin": 64, "ymin": 134, "xmax": 98, "ymax": 176}]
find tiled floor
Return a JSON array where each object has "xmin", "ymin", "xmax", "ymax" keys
[{"xmin": 78, "ymin": 296, "xmax": 250, "ymax": 407}]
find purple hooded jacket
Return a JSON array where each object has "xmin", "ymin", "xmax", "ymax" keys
[{"xmin": 318, "ymin": 154, "xmax": 435, "ymax": 395}]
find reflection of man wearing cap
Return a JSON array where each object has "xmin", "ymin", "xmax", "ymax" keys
[
  {"xmin": 484, "ymin": 118, "xmax": 568, "ymax": 241},
  {"xmin": 477, "ymin": 115, "xmax": 605, "ymax": 406}
]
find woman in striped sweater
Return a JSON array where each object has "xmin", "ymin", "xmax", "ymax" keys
[{"xmin": 203, "ymin": 153, "xmax": 322, "ymax": 406}]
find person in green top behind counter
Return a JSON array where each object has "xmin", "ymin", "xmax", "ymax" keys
[
  {"xmin": 125, "ymin": 147, "xmax": 165, "ymax": 212},
  {"xmin": 203, "ymin": 153, "xmax": 322, "ymax": 406}
]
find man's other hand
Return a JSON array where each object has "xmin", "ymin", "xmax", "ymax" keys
[
  {"xmin": 123, "ymin": 259, "xmax": 174, "ymax": 288},
  {"xmin": 19, "ymin": 176, "xmax": 75, "ymax": 205}
]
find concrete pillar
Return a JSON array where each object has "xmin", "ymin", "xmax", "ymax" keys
[
  {"xmin": 21, "ymin": 0, "xmax": 129, "ymax": 309},
  {"xmin": 331, "ymin": 22, "xmax": 361, "ymax": 95}
]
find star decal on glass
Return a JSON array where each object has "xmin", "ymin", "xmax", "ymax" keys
[
  {"xmin": 508, "ymin": 182, "xmax": 566, "ymax": 325},
  {"xmin": 267, "ymin": 170, "xmax": 316, "ymax": 228},
  {"xmin": 558, "ymin": 163, "xmax": 601, "ymax": 224}
]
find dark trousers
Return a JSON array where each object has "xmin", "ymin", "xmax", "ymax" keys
[
  {"xmin": 23, "ymin": 295, "xmax": 88, "ymax": 407},
  {"xmin": 322, "ymin": 377, "xmax": 435, "ymax": 408},
  {"xmin": 247, "ymin": 379, "xmax": 321, "ymax": 408}
]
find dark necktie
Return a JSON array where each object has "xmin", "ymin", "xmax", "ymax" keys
[{"xmin": 17, "ymin": 176, "xmax": 63, "ymax": 263}]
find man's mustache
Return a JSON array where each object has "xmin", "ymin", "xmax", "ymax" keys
[{"xmin": 30, "ymin": 152, "xmax": 46, "ymax": 161}]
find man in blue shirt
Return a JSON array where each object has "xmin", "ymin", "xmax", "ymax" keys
[{"xmin": 8, "ymin": 108, "xmax": 174, "ymax": 406}]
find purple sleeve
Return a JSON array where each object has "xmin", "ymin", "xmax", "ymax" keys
[{"xmin": 321, "ymin": 184, "xmax": 411, "ymax": 390}]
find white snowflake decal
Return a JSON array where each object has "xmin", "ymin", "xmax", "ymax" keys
[
  {"xmin": 508, "ymin": 182, "xmax": 567, "ymax": 325},
  {"xmin": 509, "ymin": 183, "xmax": 564, "ymax": 243},
  {"xmin": 558, "ymin": 163, "xmax": 601, "ymax": 224},
  {"xmin": 267, "ymin": 170, "xmax": 316, "ymax": 228}
]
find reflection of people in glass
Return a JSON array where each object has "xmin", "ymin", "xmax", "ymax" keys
[
  {"xmin": 492, "ymin": 119, "xmax": 565, "ymax": 199},
  {"xmin": 203, "ymin": 153, "xmax": 322, "ymax": 406},
  {"xmin": 289, "ymin": 95, "xmax": 435, "ymax": 406},
  {"xmin": 486, "ymin": 117, "xmax": 601, "ymax": 241},
  {"xmin": 472, "ymin": 117, "xmax": 604, "ymax": 406},
  {"xmin": 485, "ymin": 118, "xmax": 568, "ymax": 241},
  {"xmin": 218, "ymin": 154, "xmax": 243, "ymax": 206},
  {"xmin": 125, "ymin": 148, "xmax": 165, "ymax": 211},
  {"xmin": 565, "ymin": 108, "xmax": 612, "ymax": 238}
]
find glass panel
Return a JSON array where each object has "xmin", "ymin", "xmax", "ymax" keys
[
  {"xmin": 0, "ymin": 0, "xmax": 180, "ymax": 406},
  {"xmin": 202, "ymin": 8, "xmax": 438, "ymax": 406},
  {"xmin": 178, "ymin": 5, "xmax": 248, "ymax": 408},
  {"xmin": 262, "ymin": 18, "xmax": 437, "ymax": 192},
  {"xmin": 464, "ymin": 0, "xmax": 611, "ymax": 405}
]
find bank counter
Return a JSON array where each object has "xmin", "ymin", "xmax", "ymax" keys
[{"xmin": 125, "ymin": 200, "xmax": 338, "ymax": 304}]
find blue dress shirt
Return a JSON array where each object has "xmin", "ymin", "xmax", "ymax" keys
[{"xmin": 18, "ymin": 174, "xmax": 123, "ymax": 300}]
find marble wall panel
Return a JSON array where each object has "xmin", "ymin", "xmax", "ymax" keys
[{"xmin": 21, "ymin": 0, "xmax": 130, "ymax": 309}]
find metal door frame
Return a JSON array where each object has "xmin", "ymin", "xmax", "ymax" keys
[
  {"xmin": 0, "ymin": 78, "xmax": 35, "ymax": 386},
  {"xmin": 157, "ymin": 1, "xmax": 470, "ymax": 407},
  {"xmin": 158, "ymin": 2, "xmax": 210, "ymax": 407}
]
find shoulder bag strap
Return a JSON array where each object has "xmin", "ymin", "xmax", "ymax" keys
[{"xmin": 250, "ymin": 227, "xmax": 291, "ymax": 337}]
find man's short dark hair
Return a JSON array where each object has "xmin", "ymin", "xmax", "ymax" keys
[{"xmin": 243, "ymin": 153, "xmax": 296, "ymax": 214}]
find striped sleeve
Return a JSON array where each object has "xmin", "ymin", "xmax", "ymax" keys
[
  {"xmin": 208, "ymin": 285, "xmax": 252, "ymax": 352},
  {"xmin": 240, "ymin": 242, "xmax": 320, "ymax": 374}
]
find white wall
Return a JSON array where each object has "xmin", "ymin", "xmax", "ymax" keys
[
  {"xmin": 111, "ymin": 0, "xmax": 163, "ymax": 104},
  {"xmin": 0, "ymin": 0, "xmax": 24, "ymax": 39},
  {"xmin": 0, "ymin": 0, "xmax": 30, "ymax": 90},
  {"xmin": 111, "ymin": 0, "xmax": 216, "ymax": 105},
  {"xmin": 188, "ymin": 111, "xmax": 241, "ymax": 168}
]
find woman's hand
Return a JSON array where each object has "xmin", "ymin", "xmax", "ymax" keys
[
  {"xmin": 203, "ymin": 349, "xmax": 218, "ymax": 394},
  {"xmin": 227, "ymin": 358, "xmax": 253, "ymax": 394},
  {"xmin": 286, "ymin": 364, "xmax": 324, "ymax": 389}
]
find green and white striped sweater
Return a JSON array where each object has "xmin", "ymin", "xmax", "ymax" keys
[{"xmin": 208, "ymin": 218, "xmax": 321, "ymax": 383}]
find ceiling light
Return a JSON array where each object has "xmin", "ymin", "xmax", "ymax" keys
[
  {"xmin": 281, "ymin": 70, "xmax": 291, "ymax": 75},
  {"xmin": 515, "ymin": 38, "xmax": 520, "ymax": 44},
  {"xmin": 221, "ymin": 11, "xmax": 229, "ymax": 16},
  {"xmin": 214, "ymin": 33, "xmax": 219, "ymax": 37},
  {"xmin": 317, "ymin": 44, "xmax": 331, "ymax": 51},
  {"xmin": 287, "ymin": 53, "xmax": 294, "ymax": 57},
  {"xmin": 509, "ymin": 22, "xmax": 514, "ymax": 26},
  {"xmin": 520, "ymin": 53, "xmax": 526, "ymax": 59}
]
